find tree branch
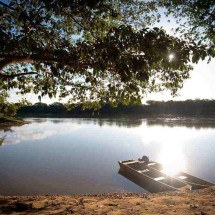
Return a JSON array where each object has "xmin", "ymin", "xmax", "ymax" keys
[
  {"xmin": 0, "ymin": 54, "xmax": 88, "ymax": 71},
  {"xmin": 0, "ymin": 71, "xmax": 38, "ymax": 79},
  {"xmin": 71, "ymin": 16, "xmax": 97, "ymax": 40},
  {"xmin": 0, "ymin": 58, "xmax": 34, "ymax": 71},
  {"xmin": 0, "ymin": 1, "xmax": 15, "ymax": 11},
  {"xmin": 0, "ymin": 12, "xmax": 9, "ymax": 19}
]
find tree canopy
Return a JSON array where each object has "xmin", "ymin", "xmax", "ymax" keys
[
  {"xmin": 0, "ymin": 90, "xmax": 29, "ymax": 116},
  {"xmin": 158, "ymin": 0, "xmax": 215, "ymax": 52},
  {"xmin": 0, "ymin": 0, "xmax": 214, "ymax": 110}
]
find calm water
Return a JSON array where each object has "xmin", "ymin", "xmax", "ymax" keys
[{"xmin": 0, "ymin": 117, "xmax": 215, "ymax": 195}]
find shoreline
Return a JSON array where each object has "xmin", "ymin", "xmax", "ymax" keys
[
  {"xmin": 0, "ymin": 117, "xmax": 28, "ymax": 131},
  {"xmin": 0, "ymin": 187, "xmax": 215, "ymax": 214}
]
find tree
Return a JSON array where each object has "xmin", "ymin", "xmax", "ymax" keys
[
  {"xmin": 49, "ymin": 102, "xmax": 66, "ymax": 113},
  {"xmin": 0, "ymin": 90, "xmax": 29, "ymax": 116},
  {"xmin": 157, "ymin": 0, "xmax": 215, "ymax": 58},
  {"xmin": 0, "ymin": 0, "xmax": 212, "ymax": 110}
]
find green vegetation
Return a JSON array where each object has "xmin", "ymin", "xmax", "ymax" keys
[
  {"xmin": 0, "ymin": 91, "xmax": 27, "ymax": 130},
  {"xmin": 0, "ymin": 136, "xmax": 4, "ymax": 145},
  {"xmin": 158, "ymin": 0, "xmax": 215, "ymax": 54},
  {"xmin": 0, "ymin": 0, "xmax": 214, "ymax": 111},
  {"xmin": 17, "ymin": 100, "xmax": 215, "ymax": 117},
  {"xmin": 0, "ymin": 115, "xmax": 26, "ymax": 131},
  {"xmin": 0, "ymin": 90, "xmax": 30, "ymax": 117}
]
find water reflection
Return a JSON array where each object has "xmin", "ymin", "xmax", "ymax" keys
[
  {"xmin": 137, "ymin": 125, "xmax": 213, "ymax": 175},
  {"xmin": 0, "ymin": 117, "xmax": 215, "ymax": 195},
  {"xmin": 0, "ymin": 136, "xmax": 5, "ymax": 146},
  {"xmin": 0, "ymin": 120, "xmax": 82, "ymax": 145},
  {"xmin": 0, "ymin": 117, "xmax": 215, "ymax": 148},
  {"xmin": 0, "ymin": 118, "xmax": 143, "ymax": 146},
  {"xmin": 147, "ymin": 117, "xmax": 215, "ymax": 129},
  {"xmin": 2, "ymin": 127, "xmax": 13, "ymax": 132},
  {"xmin": 91, "ymin": 118, "xmax": 143, "ymax": 128},
  {"xmin": 159, "ymin": 141, "xmax": 185, "ymax": 176},
  {"xmin": 140, "ymin": 127, "xmax": 188, "ymax": 175}
]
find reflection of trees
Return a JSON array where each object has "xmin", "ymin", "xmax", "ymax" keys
[
  {"xmin": 0, "ymin": 136, "xmax": 5, "ymax": 146},
  {"xmin": 49, "ymin": 118, "xmax": 143, "ymax": 128},
  {"xmin": 46, "ymin": 118, "xmax": 143, "ymax": 128},
  {"xmin": 49, "ymin": 119, "xmax": 65, "ymax": 124},
  {"xmin": 146, "ymin": 118, "xmax": 215, "ymax": 129},
  {"xmin": 90, "ymin": 118, "xmax": 143, "ymax": 128},
  {"xmin": 3, "ymin": 127, "xmax": 13, "ymax": 132},
  {"xmin": 30, "ymin": 118, "xmax": 47, "ymax": 123}
]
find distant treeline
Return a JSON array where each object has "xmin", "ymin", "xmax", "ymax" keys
[{"xmin": 17, "ymin": 100, "xmax": 215, "ymax": 117}]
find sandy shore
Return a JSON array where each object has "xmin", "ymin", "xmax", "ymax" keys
[{"xmin": 0, "ymin": 187, "xmax": 214, "ymax": 214}]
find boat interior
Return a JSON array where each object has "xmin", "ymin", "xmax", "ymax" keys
[
  {"xmin": 148, "ymin": 162, "xmax": 214, "ymax": 187},
  {"xmin": 124, "ymin": 161, "xmax": 188, "ymax": 188}
]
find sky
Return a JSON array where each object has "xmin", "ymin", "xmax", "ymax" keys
[
  {"xmin": 144, "ymin": 59, "xmax": 215, "ymax": 102},
  {"xmin": 5, "ymin": 2, "xmax": 215, "ymax": 104},
  {"xmin": 145, "ymin": 10, "xmax": 215, "ymax": 102}
]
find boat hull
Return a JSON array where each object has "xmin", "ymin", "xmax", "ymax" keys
[
  {"xmin": 119, "ymin": 161, "xmax": 179, "ymax": 193},
  {"xmin": 148, "ymin": 162, "xmax": 215, "ymax": 189},
  {"xmin": 118, "ymin": 159, "xmax": 214, "ymax": 193}
]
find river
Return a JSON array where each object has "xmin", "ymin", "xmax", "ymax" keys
[{"xmin": 0, "ymin": 117, "xmax": 215, "ymax": 195}]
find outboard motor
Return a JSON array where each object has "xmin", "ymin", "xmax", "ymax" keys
[{"xmin": 139, "ymin": 155, "xmax": 149, "ymax": 166}]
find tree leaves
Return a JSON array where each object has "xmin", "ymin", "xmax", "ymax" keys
[
  {"xmin": 0, "ymin": 0, "xmax": 213, "ymax": 110},
  {"xmin": 158, "ymin": 0, "xmax": 215, "ymax": 53}
]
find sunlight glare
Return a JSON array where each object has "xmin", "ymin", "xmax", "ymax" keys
[
  {"xmin": 159, "ymin": 148, "xmax": 185, "ymax": 176},
  {"xmin": 157, "ymin": 131, "xmax": 186, "ymax": 176},
  {"xmin": 137, "ymin": 125, "xmax": 189, "ymax": 176},
  {"xmin": 169, "ymin": 54, "xmax": 174, "ymax": 61}
]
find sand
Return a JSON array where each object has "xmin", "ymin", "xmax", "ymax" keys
[{"xmin": 0, "ymin": 187, "xmax": 215, "ymax": 214}]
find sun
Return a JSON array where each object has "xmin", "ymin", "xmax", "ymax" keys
[{"xmin": 169, "ymin": 54, "xmax": 174, "ymax": 61}]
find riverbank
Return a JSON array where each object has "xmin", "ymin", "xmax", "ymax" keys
[
  {"xmin": 0, "ymin": 117, "xmax": 28, "ymax": 130},
  {"xmin": 0, "ymin": 187, "xmax": 214, "ymax": 214}
]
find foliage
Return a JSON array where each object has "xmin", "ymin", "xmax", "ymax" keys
[
  {"xmin": 0, "ymin": 136, "xmax": 4, "ymax": 145},
  {"xmin": 0, "ymin": 90, "xmax": 30, "ymax": 116},
  {"xmin": 17, "ymin": 99, "xmax": 215, "ymax": 117},
  {"xmin": 157, "ymin": 0, "xmax": 215, "ymax": 58},
  {"xmin": 0, "ymin": 0, "xmax": 213, "ymax": 110}
]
